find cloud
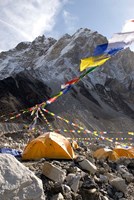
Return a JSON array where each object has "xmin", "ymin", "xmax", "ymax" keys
[
  {"xmin": 122, "ymin": 19, "xmax": 134, "ymax": 32},
  {"xmin": 121, "ymin": 19, "xmax": 134, "ymax": 51},
  {"xmin": 63, "ymin": 10, "xmax": 78, "ymax": 32},
  {"xmin": 0, "ymin": 0, "xmax": 69, "ymax": 52}
]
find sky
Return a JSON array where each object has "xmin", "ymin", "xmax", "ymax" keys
[{"xmin": 0, "ymin": 0, "xmax": 134, "ymax": 52}]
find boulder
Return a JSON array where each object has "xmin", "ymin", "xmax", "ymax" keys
[
  {"xmin": 0, "ymin": 154, "xmax": 45, "ymax": 200},
  {"xmin": 110, "ymin": 177, "xmax": 127, "ymax": 193},
  {"xmin": 78, "ymin": 159, "xmax": 97, "ymax": 174},
  {"xmin": 66, "ymin": 173, "xmax": 81, "ymax": 193},
  {"xmin": 42, "ymin": 162, "xmax": 66, "ymax": 183}
]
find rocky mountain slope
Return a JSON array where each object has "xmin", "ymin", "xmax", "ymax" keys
[{"xmin": 0, "ymin": 28, "xmax": 134, "ymax": 133}]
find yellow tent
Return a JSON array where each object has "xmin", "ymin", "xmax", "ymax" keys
[
  {"xmin": 93, "ymin": 148, "xmax": 119, "ymax": 161},
  {"xmin": 113, "ymin": 147, "xmax": 134, "ymax": 158},
  {"xmin": 128, "ymin": 147, "xmax": 134, "ymax": 154},
  {"xmin": 93, "ymin": 147, "xmax": 134, "ymax": 161},
  {"xmin": 22, "ymin": 132, "xmax": 75, "ymax": 160},
  {"xmin": 71, "ymin": 140, "xmax": 79, "ymax": 150},
  {"xmin": 67, "ymin": 138, "xmax": 79, "ymax": 150}
]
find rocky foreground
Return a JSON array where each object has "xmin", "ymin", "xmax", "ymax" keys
[{"xmin": 0, "ymin": 132, "xmax": 134, "ymax": 200}]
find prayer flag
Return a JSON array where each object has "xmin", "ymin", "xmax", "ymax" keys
[{"xmin": 80, "ymin": 56, "xmax": 110, "ymax": 71}]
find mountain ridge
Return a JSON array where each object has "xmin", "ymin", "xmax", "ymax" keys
[{"xmin": 0, "ymin": 28, "xmax": 134, "ymax": 132}]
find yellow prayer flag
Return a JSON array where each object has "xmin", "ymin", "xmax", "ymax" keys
[
  {"xmin": 128, "ymin": 132, "xmax": 134, "ymax": 135},
  {"xmin": 80, "ymin": 56, "xmax": 110, "ymax": 71}
]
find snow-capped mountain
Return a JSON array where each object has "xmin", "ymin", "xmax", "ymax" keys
[{"xmin": 0, "ymin": 28, "xmax": 134, "ymax": 132}]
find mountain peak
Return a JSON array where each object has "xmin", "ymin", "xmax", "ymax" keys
[{"xmin": 0, "ymin": 28, "xmax": 134, "ymax": 131}]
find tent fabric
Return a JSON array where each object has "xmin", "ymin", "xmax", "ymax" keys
[
  {"xmin": 128, "ymin": 148, "xmax": 134, "ymax": 155},
  {"xmin": 22, "ymin": 132, "xmax": 75, "ymax": 160},
  {"xmin": 93, "ymin": 148, "xmax": 119, "ymax": 161},
  {"xmin": 67, "ymin": 138, "xmax": 79, "ymax": 150},
  {"xmin": 72, "ymin": 140, "xmax": 79, "ymax": 150},
  {"xmin": 113, "ymin": 148, "xmax": 134, "ymax": 158},
  {"xmin": 93, "ymin": 147, "xmax": 134, "ymax": 161},
  {"xmin": 0, "ymin": 148, "xmax": 22, "ymax": 158}
]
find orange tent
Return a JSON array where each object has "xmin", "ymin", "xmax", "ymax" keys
[
  {"xmin": 113, "ymin": 147, "xmax": 134, "ymax": 158},
  {"xmin": 72, "ymin": 140, "xmax": 79, "ymax": 150},
  {"xmin": 128, "ymin": 147, "xmax": 134, "ymax": 154},
  {"xmin": 93, "ymin": 148, "xmax": 119, "ymax": 161},
  {"xmin": 22, "ymin": 132, "xmax": 75, "ymax": 160},
  {"xmin": 66, "ymin": 138, "xmax": 79, "ymax": 150},
  {"xmin": 93, "ymin": 147, "xmax": 134, "ymax": 161}
]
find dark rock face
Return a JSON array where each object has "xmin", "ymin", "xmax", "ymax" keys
[
  {"xmin": 94, "ymin": 84, "xmax": 134, "ymax": 118},
  {"xmin": 0, "ymin": 72, "xmax": 51, "ymax": 115}
]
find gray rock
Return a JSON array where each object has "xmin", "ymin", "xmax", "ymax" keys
[
  {"xmin": 51, "ymin": 193, "xmax": 65, "ymax": 200},
  {"xmin": 62, "ymin": 184, "xmax": 71, "ymax": 193},
  {"xmin": 99, "ymin": 167, "xmax": 106, "ymax": 174},
  {"xmin": 106, "ymin": 173, "xmax": 117, "ymax": 181},
  {"xmin": 117, "ymin": 165, "xmax": 128, "ymax": 174},
  {"xmin": 75, "ymin": 156, "xmax": 85, "ymax": 162},
  {"xmin": 0, "ymin": 154, "xmax": 45, "ymax": 200},
  {"xmin": 110, "ymin": 177, "xmax": 127, "ymax": 193},
  {"xmin": 122, "ymin": 172, "xmax": 134, "ymax": 183},
  {"xmin": 99, "ymin": 174, "xmax": 108, "ymax": 183},
  {"xmin": 78, "ymin": 159, "xmax": 97, "ymax": 174},
  {"xmin": 115, "ymin": 192, "xmax": 123, "ymax": 198},
  {"xmin": 62, "ymin": 184, "xmax": 72, "ymax": 200},
  {"xmin": 70, "ymin": 175, "xmax": 81, "ymax": 193},
  {"xmin": 118, "ymin": 198, "xmax": 126, "ymax": 200},
  {"xmin": 66, "ymin": 173, "xmax": 81, "ymax": 193},
  {"xmin": 66, "ymin": 173, "xmax": 76, "ymax": 184},
  {"xmin": 42, "ymin": 162, "xmax": 66, "ymax": 183},
  {"xmin": 102, "ymin": 196, "xmax": 109, "ymax": 200},
  {"xmin": 80, "ymin": 188, "xmax": 100, "ymax": 200}
]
